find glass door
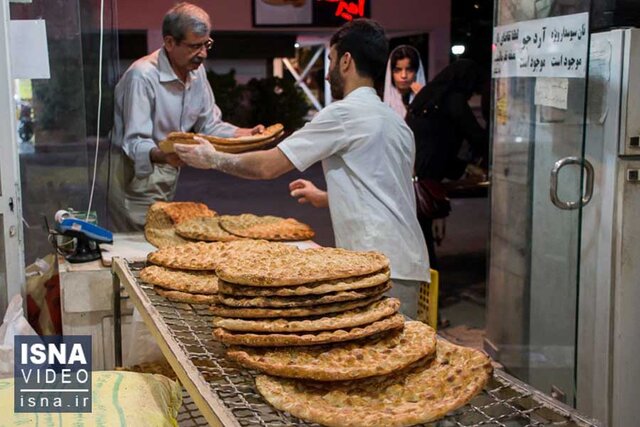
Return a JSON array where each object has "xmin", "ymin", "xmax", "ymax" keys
[
  {"xmin": 485, "ymin": 1, "xmax": 592, "ymax": 405},
  {"xmin": 0, "ymin": 0, "xmax": 26, "ymax": 318}
]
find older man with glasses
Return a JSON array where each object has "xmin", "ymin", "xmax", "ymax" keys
[{"xmin": 108, "ymin": 2, "xmax": 264, "ymax": 231}]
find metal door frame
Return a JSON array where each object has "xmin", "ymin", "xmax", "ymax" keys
[{"xmin": 0, "ymin": 0, "xmax": 26, "ymax": 317}]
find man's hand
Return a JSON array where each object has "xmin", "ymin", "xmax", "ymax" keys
[
  {"xmin": 410, "ymin": 81, "xmax": 424, "ymax": 95},
  {"xmin": 150, "ymin": 147, "xmax": 185, "ymax": 167},
  {"xmin": 234, "ymin": 124, "xmax": 265, "ymax": 137},
  {"xmin": 289, "ymin": 179, "xmax": 328, "ymax": 208},
  {"xmin": 174, "ymin": 136, "xmax": 218, "ymax": 169}
]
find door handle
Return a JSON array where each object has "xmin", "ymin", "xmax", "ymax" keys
[{"xmin": 550, "ymin": 156, "xmax": 594, "ymax": 210}]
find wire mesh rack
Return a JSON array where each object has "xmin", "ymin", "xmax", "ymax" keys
[{"xmin": 112, "ymin": 258, "xmax": 602, "ymax": 427}]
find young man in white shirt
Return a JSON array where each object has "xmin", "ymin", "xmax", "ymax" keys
[{"xmin": 175, "ymin": 19, "xmax": 430, "ymax": 318}]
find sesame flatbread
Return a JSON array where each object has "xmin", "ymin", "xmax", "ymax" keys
[
  {"xmin": 147, "ymin": 241, "xmax": 226, "ymax": 270},
  {"xmin": 217, "ymin": 282, "xmax": 391, "ymax": 308},
  {"xmin": 214, "ymin": 314, "xmax": 404, "ymax": 347},
  {"xmin": 219, "ymin": 214, "xmax": 314, "ymax": 241},
  {"xmin": 157, "ymin": 201, "xmax": 216, "ymax": 224},
  {"xmin": 216, "ymin": 247, "xmax": 389, "ymax": 286},
  {"xmin": 217, "ymin": 269, "xmax": 390, "ymax": 297},
  {"xmin": 159, "ymin": 135, "xmax": 281, "ymax": 154},
  {"xmin": 212, "ymin": 134, "xmax": 280, "ymax": 153},
  {"xmin": 144, "ymin": 202, "xmax": 190, "ymax": 248},
  {"xmin": 205, "ymin": 124, "xmax": 284, "ymax": 145},
  {"xmin": 154, "ymin": 287, "xmax": 218, "ymax": 304},
  {"xmin": 147, "ymin": 240, "xmax": 295, "ymax": 271},
  {"xmin": 209, "ymin": 294, "xmax": 384, "ymax": 318},
  {"xmin": 227, "ymin": 321, "xmax": 436, "ymax": 381},
  {"xmin": 174, "ymin": 216, "xmax": 242, "ymax": 242},
  {"xmin": 212, "ymin": 298, "xmax": 400, "ymax": 333},
  {"xmin": 256, "ymin": 339, "xmax": 493, "ymax": 427},
  {"xmin": 140, "ymin": 265, "xmax": 218, "ymax": 294}
]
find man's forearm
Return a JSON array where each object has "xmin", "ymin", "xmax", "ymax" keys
[{"xmin": 209, "ymin": 149, "xmax": 292, "ymax": 180}]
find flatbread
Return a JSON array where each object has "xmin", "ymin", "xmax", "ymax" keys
[
  {"xmin": 213, "ymin": 314, "xmax": 404, "ymax": 347},
  {"xmin": 212, "ymin": 298, "xmax": 400, "ymax": 333},
  {"xmin": 144, "ymin": 202, "xmax": 190, "ymax": 248},
  {"xmin": 159, "ymin": 124, "xmax": 284, "ymax": 153},
  {"xmin": 154, "ymin": 287, "xmax": 217, "ymax": 304},
  {"xmin": 175, "ymin": 216, "xmax": 242, "ymax": 242},
  {"xmin": 163, "ymin": 134, "xmax": 281, "ymax": 154},
  {"xmin": 205, "ymin": 124, "xmax": 284, "ymax": 145},
  {"xmin": 217, "ymin": 282, "xmax": 391, "ymax": 308},
  {"xmin": 209, "ymin": 294, "xmax": 384, "ymax": 318},
  {"xmin": 158, "ymin": 201, "xmax": 215, "ymax": 224},
  {"xmin": 217, "ymin": 269, "xmax": 390, "ymax": 297},
  {"xmin": 256, "ymin": 339, "xmax": 493, "ymax": 427},
  {"xmin": 227, "ymin": 320, "xmax": 436, "ymax": 381},
  {"xmin": 147, "ymin": 240, "xmax": 295, "ymax": 271},
  {"xmin": 147, "ymin": 241, "xmax": 226, "ymax": 270},
  {"xmin": 216, "ymin": 247, "xmax": 389, "ymax": 286},
  {"xmin": 144, "ymin": 227, "xmax": 190, "ymax": 248},
  {"xmin": 219, "ymin": 214, "xmax": 314, "ymax": 241},
  {"xmin": 212, "ymin": 134, "xmax": 280, "ymax": 153},
  {"xmin": 140, "ymin": 265, "xmax": 218, "ymax": 294}
]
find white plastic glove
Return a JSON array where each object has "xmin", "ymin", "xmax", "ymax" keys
[{"xmin": 174, "ymin": 136, "xmax": 219, "ymax": 169}]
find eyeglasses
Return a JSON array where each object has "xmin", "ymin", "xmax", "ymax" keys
[{"xmin": 179, "ymin": 38, "xmax": 214, "ymax": 53}]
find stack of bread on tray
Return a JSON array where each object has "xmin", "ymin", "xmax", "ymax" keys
[
  {"xmin": 140, "ymin": 202, "xmax": 493, "ymax": 426},
  {"xmin": 144, "ymin": 201, "xmax": 314, "ymax": 248},
  {"xmin": 159, "ymin": 123, "xmax": 284, "ymax": 154}
]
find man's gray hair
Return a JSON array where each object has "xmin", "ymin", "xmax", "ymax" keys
[{"xmin": 162, "ymin": 2, "xmax": 210, "ymax": 42}]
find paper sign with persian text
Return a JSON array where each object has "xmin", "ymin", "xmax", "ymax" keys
[{"xmin": 492, "ymin": 12, "xmax": 588, "ymax": 78}]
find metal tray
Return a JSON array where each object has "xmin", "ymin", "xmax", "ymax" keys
[{"xmin": 111, "ymin": 258, "xmax": 602, "ymax": 427}]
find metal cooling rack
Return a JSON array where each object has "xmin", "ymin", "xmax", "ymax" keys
[{"xmin": 111, "ymin": 258, "xmax": 602, "ymax": 427}]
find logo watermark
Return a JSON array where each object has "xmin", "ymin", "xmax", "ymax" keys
[{"xmin": 14, "ymin": 335, "xmax": 92, "ymax": 413}]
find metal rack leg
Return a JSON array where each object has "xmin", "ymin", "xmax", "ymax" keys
[{"xmin": 112, "ymin": 271, "xmax": 123, "ymax": 368}]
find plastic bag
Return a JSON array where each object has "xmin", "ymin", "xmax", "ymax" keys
[
  {"xmin": 0, "ymin": 295, "xmax": 38, "ymax": 379},
  {"xmin": 25, "ymin": 254, "xmax": 61, "ymax": 335},
  {"xmin": 125, "ymin": 308, "xmax": 164, "ymax": 366}
]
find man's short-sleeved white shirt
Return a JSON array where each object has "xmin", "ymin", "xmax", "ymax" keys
[{"xmin": 278, "ymin": 87, "xmax": 430, "ymax": 281}]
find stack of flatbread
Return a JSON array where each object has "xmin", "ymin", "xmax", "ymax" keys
[
  {"xmin": 144, "ymin": 201, "xmax": 216, "ymax": 248},
  {"xmin": 159, "ymin": 123, "xmax": 284, "ymax": 154},
  {"xmin": 141, "ymin": 240, "xmax": 295, "ymax": 304},
  {"xmin": 209, "ymin": 241, "xmax": 493, "ymax": 426},
  {"xmin": 212, "ymin": 245, "xmax": 403, "ymax": 347},
  {"xmin": 175, "ymin": 213, "xmax": 314, "ymax": 242}
]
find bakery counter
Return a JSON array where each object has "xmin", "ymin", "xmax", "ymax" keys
[{"xmin": 111, "ymin": 257, "xmax": 602, "ymax": 427}]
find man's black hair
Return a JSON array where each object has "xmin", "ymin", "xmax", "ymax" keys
[{"xmin": 330, "ymin": 18, "xmax": 389, "ymax": 80}]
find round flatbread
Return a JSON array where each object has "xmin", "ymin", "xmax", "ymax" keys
[
  {"xmin": 154, "ymin": 287, "xmax": 217, "ymax": 304},
  {"xmin": 214, "ymin": 314, "xmax": 404, "ymax": 347},
  {"xmin": 209, "ymin": 294, "xmax": 384, "ymax": 318},
  {"xmin": 212, "ymin": 134, "xmax": 281, "ymax": 153},
  {"xmin": 147, "ymin": 242, "xmax": 227, "ymax": 270},
  {"xmin": 217, "ymin": 282, "xmax": 390, "ymax": 308},
  {"xmin": 256, "ymin": 339, "xmax": 493, "ymax": 427},
  {"xmin": 147, "ymin": 239, "xmax": 294, "ymax": 271},
  {"xmin": 219, "ymin": 214, "xmax": 314, "ymax": 241},
  {"xmin": 140, "ymin": 265, "xmax": 218, "ymax": 294},
  {"xmin": 212, "ymin": 298, "xmax": 400, "ymax": 333},
  {"xmin": 175, "ymin": 216, "xmax": 242, "ymax": 242},
  {"xmin": 155, "ymin": 201, "xmax": 215, "ymax": 224},
  {"xmin": 205, "ymin": 124, "xmax": 284, "ymax": 145},
  {"xmin": 144, "ymin": 202, "xmax": 191, "ymax": 248},
  {"xmin": 144, "ymin": 227, "xmax": 190, "ymax": 248},
  {"xmin": 216, "ymin": 247, "xmax": 389, "ymax": 286},
  {"xmin": 217, "ymin": 270, "xmax": 390, "ymax": 297},
  {"xmin": 227, "ymin": 320, "xmax": 436, "ymax": 381}
]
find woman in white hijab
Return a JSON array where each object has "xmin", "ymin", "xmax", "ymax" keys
[{"xmin": 383, "ymin": 45, "xmax": 426, "ymax": 118}]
